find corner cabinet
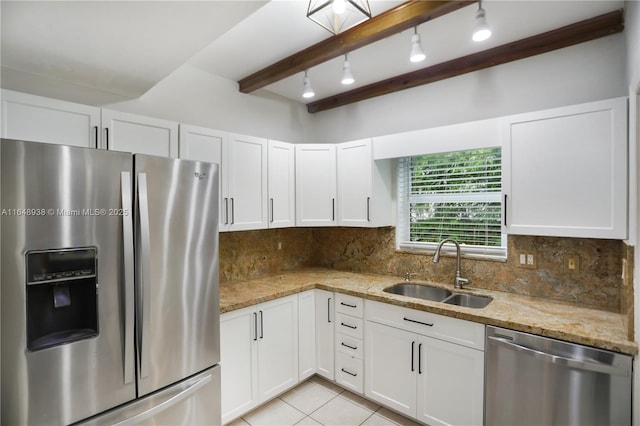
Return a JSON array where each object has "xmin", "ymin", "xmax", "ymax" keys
[
  {"xmin": 220, "ymin": 295, "xmax": 299, "ymax": 424},
  {"xmin": 364, "ymin": 300, "xmax": 484, "ymax": 426},
  {"xmin": 503, "ymin": 97, "xmax": 628, "ymax": 239},
  {"xmin": 101, "ymin": 109, "xmax": 179, "ymax": 157},
  {"xmin": 337, "ymin": 139, "xmax": 392, "ymax": 227},
  {"xmin": 1, "ymin": 89, "xmax": 100, "ymax": 148},
  {"xmin": 295, "ymin": 144, "xmax": 337, "ymax": 227}
]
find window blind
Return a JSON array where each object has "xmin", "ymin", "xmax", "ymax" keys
[{"xmin": 397, "ymin": 148, "xmax": 506, "ymax": 258}]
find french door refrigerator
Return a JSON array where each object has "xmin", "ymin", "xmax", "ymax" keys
[{"xmin": 1, "ymin": 139, "xmax": 221, "ymax": 425}]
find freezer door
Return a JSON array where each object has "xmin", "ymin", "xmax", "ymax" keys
[
  {"xmin": 77, "ymin": 365, "xmax": 221, "ymax": 426},
  {"xmin": 134, "ymin": 154, "xmax": 220, "ymax": 396},
  {"xmin": 1, "ymin": 139, "xmax": 136, "ymax": 425}
]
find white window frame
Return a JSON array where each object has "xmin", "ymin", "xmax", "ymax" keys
[{"xmin": 396, "ymin": 147, "xmax": 506, "ymax": 261}]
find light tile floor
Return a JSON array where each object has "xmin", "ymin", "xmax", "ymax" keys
[{"xmin": 227, "ymin": 376, "xmax": 422, "ymax": 426}]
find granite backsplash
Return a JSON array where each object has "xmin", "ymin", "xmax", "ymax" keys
[{"xmin": 220, "ymin": 227, "xmax": 631, "ymax": 317}]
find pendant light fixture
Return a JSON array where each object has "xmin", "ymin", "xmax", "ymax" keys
[
  {"xmin": 341, "ymin": 54, "xmax": 355, "ymax": 85},
  {"xmin": 302, "ymin": 70, "xmax": 315, "ymax": 99},
  {"xmin": 409, "ymin": 27, "xmax": 426, "ymax": 63},
  {"xmin": 472, "ymin": 1, "xmax": 492, "ymax": 42},
  {"xmin": 307, "ymin": 0, "xmax": 372, "ymax": 35}
]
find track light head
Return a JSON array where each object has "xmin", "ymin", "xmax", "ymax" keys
[
  {"xmin": 409, "ymin": 29, "xmax": 426, "ymax": 63},
  {"xmin": 302, "ymin": 70, "xmax": 315, "ymax": 98},
  {"xmin": 473, "ymin": 6, "xmax": 492, "ymax": 42}
]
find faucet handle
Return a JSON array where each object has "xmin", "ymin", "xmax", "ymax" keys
[
  {"xmin": 404, "ymin": 272, "xmax": 418, "ymax": 282},
  {"xmin": 455, "ymin": 276, "xmax": 470, "ymax": 289}
]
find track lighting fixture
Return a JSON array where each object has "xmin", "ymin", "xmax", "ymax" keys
[
  {"xmin": 409, "ymin": 27, "xmax": 426, "ymax": 63},
  {"xmin": 341, "ymin": 54, "xmax": 355, "ymax": 85},
  {"xmin": 472, "ymin": 1, "xmax": 492, "ymax": 42},
  {"xmin": 302, "ymin": 70, "xmax": 315, "ymax": 99}
]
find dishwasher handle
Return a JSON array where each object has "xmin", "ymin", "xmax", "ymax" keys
[{"xmin": 488, "ymin": 336, "xmax": 630, "ymax": 377}]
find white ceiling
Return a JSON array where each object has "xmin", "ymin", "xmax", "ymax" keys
[{"xmin": 0, "ymin": 0, "xmax": 625, "ymax": 107}]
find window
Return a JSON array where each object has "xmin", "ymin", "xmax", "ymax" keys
[{"xmin": 397, "ymin": 147, "xmax": 506, "ymax": 259}]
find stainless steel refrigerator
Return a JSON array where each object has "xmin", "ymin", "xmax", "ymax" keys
[{"xmin": 1, "ymin": 139, "xmax": 221, "ymax": 425}]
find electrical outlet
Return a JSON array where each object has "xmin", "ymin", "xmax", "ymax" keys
[
  {"xmin": 517, "ymin": 251, "xmax": 537, "ymax": 269},
  {"xmin": 566, "ymin": 255, "xmax": 580, "ymax": 272},
  {"xmin": 277, "ymin": 241, "xmax": 282, "ymax": 250}
]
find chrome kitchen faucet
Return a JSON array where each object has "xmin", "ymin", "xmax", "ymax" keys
[{"xmin": 433, "ymin": 238, "xmax": 470, "ymax": 289}]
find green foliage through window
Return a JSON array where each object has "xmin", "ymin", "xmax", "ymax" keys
[{"xmin": 397, "ymin": 147, "xmax": 505, "ymax": 255}]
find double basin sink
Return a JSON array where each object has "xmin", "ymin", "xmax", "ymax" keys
[{"xmin": 384, "ymin": 283, "xmax": 493, "ymax": 309}]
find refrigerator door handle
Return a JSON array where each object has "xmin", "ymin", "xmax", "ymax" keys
[
  {"xmin": 121, "ymin": 172, "xmax": 135, "ymax": 385},
  {"xmin": 110, "ymin": 374, "xmax": 213, "ymax": 426},
  {"xmin": 137, "ymin": 172, "xmax": 152, "ymax": 379}
]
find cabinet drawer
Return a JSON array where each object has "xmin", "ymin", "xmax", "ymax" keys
[
  {"xmin": 365, "ymin": 300, "xmax": 484, "ymax": 350},
  {"xmin": 335, "ymin": 293, "xmax": 363, "ymax": 318},
  {"xmin": 335, "ymin": 313, "xmax": 364, "ymax": 339},
  {"xmin": 335, "ymin": 333, "xmax": 363, "ymax": 359},
  {"xmin": 335, "ymin": 352, "xmax": 363, "ymax": 394}
]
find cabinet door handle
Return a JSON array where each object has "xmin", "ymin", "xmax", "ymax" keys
[
  {"xmin": 94, "ymin": 126, "xmax": 99, "ymax": 149},
  {"xmin": 270, "ymin": 198, "xmax": 274, "ymax": 223},
  {"xmin": 341, "ymin": 342, "xmax": 357, "ymax": 350},
  {"xmin": 366, "ymin": 197, "xmax": 370, "ymax": 222},
  {"xmin": 340, "ymin": 302, "xmax": 357, "ymax": 308},
  {"xmin": 403, "ymin": 317, "xmax": 433, "ymax": 327},
  {"xmin": 230, "ymin": 198, "xmax": 235, "ymax": 225},
  {"xmin": 104, "ymin": 127, "xmax": 110, "ymax": 150},
  {"xmin": 224, "ymin": 198, "xmax": 229, "ymax": 225},
  {"xmin": 340, "ymin": 322, "xmax": 357, "ymax": 330},
  {"xmin": 332, "ymin": 198, "xmax": 335, "ymax": 222},
  {"xmin": 253, "ymin": 312, "xmax": 258, "ymax": 341},
  {"xmin": 411, "ymin": 341, "xmax": 415, "ymax": 372},
  {"xmin": 327, "ymin": 297, "xmax": 332, "ymax": 323},
  {"xmin": 259, "ymin": 310, "xmax": 264, "ymax": 339},
  {"xmin": 504, "ymin": 194, "xmax": 508, "ymax": 226},
  {"xmin": 418, "ymin": 343, "xmax": 423, "ymax": 374},
  {"xmin": 341, "ymin": 368, "xmax": 357, "ymax": 377}
]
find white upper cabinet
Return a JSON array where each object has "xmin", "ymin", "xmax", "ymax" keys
[
  {"xmin": 227, "ymin": 133, "xmax": 268, "ymax": 231},
  {"xmin": 268, "ymin": 140, "xmax": 296, "ymax": 228},
  {"xmin": 295, "ymin": 144, "xmax": 337, "ymax": 227},
  {"xmin": 1, "ymin": 89, "xmax": 100, "ymax": 148},
  {"xmin": 337, "ymin": 139, "xmax": 392, "ymax": 227},
  {"xmin": 179, "ymin": 124, "xmax": 228, "ymax": 231},
  {"xmin": 503, "ymin": 97, "xmax": 628, "ymax": 239},
  {"xmin": 101, "ymin": 109, "xmax": 178, "ymax": 157}
]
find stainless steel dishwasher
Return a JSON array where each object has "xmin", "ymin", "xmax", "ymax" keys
[{"xmin": 485, "ymin": 326, "xmax": 632, "ymax": 426}]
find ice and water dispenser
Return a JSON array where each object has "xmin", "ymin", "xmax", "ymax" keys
[{"xmin": 25, "ymin": 248, "xmax": 99, "ymax": 351}]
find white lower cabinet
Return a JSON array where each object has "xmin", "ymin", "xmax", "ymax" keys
[
  {"xmin": 315, "ymin": 289, "xmax": 335, "ymax": 380},
  {"xmin": 334, "ymin": 294, "xmax": 364, "ymax": 394},
  {"xmin": 364, "ymin": 300, "xmax": 485, "ymax": 426},
  {"xmin": 298, "ymin": 291, "xmax": 316, "ymax": 381},
  {"xmin": 220, "ymin": 295, "xmax": 299, "ymax": 424}
]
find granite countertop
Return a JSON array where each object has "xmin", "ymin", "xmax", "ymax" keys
[{"xmin": 220, "ymin": 268, "xmax": 637, "ymax": 355}]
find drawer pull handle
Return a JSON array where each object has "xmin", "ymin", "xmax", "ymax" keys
[
  {"xmin": 341, "ymin": 368, "xmax": 357, "ymax": 377},
  {"xmin": 341, "ymin": 342, "xmax": 357, "ymax": 350},
  {"xmin": 403, "ymin": 317, "xmax": 433, "ymax": 327},
  {"xmin": 340, "ymin": 302, "xmax": 357, "ymax": 308},
  {"xmin": 341, "ymin": 322, "xmax": 357, "ymax": 330}
]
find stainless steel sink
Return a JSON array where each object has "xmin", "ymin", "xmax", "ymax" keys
[
  {"xmin": 383, "ymin": 283, "xmax": 452, "ymax": 302},
  {"xmin": 383, "ymin": 283, "xmax": 493, "ymax": 308},
  {"xmin": 442, "ymin": 293, "xmax": 493, "ymax": 309}
]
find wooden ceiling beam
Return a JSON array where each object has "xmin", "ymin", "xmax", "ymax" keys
[
  {"xmin": 307, "ymin": 9, "xmax": 624, "ymax": 113},
  {"xmin": 238, "ymin": 0, "xmax": 475, "ymax": 93}
]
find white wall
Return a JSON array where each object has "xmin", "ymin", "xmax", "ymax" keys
[
  {"xmin": 105, "ymin": 64, "xmax": 314, "ymax": 143},
  {"xmin": 310, "ymin": 34, "xmax": 627, "ymax": 143}
]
